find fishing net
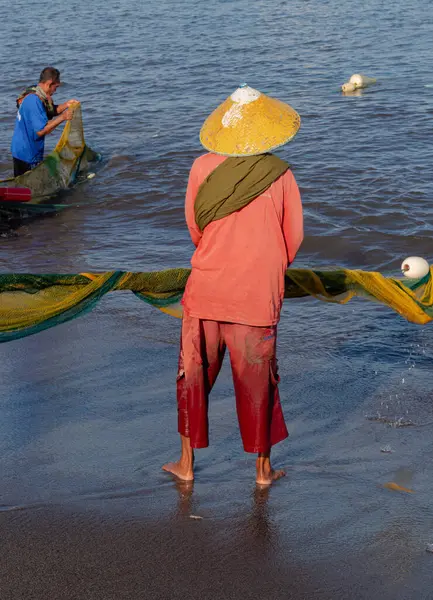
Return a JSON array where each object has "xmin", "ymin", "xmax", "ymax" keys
[
  {"xmin": 8, "ymin": 102, "xmax": 97, "ymax": 201},
  {"xmin": 0, "ymin": 267, "xmax": 432, "ymax": 343}
]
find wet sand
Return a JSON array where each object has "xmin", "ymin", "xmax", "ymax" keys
[
  {"xmin": 0, "ymin": 500, "xmax": 321, "ymax": 600},
  {"xmin": 2, "ymin": 488, "xmax": 432, "ymax": 600},
  {"xmin": 1, "ymin": 308, "xmax": 433, "ymax": 599}
]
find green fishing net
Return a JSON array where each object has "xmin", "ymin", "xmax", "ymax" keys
[{"xmin": 0, "ymin": 267, "xmax": 431, "ymax": 343}]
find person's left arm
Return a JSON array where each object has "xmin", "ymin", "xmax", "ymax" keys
[
  {"xmin": 56, "ymin": 99, "xmax": 79, "ymax": 114},
  {"xmin": 282, "ymin": 170, "xmax": 304, "ymax": 265}
]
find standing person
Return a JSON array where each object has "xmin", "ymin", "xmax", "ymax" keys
[
  {"xmin": 163, "ymin": 84, "xmax": 304, "ymax": 486},
  {"xmin": 11, "ymin": 67, "xmax": 77, "ymax": 177}
]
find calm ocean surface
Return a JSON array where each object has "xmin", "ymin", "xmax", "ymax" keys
[{"xmin": 1, "ymin": 1, "xmax": 433, "ymax": 598}]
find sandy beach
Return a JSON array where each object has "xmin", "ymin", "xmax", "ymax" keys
[{"xmin": 1, "ymin": 305, "xmax": 433, "ymax": 599}]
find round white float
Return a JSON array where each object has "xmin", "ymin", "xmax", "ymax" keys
[{"xmin": 401, "ymin": 256, "xmax": 430, "ymax": 279}]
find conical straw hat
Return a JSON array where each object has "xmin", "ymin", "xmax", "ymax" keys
[{"xmin": 200, "ymin": 85, "xmax": 301, "ymax": 157}]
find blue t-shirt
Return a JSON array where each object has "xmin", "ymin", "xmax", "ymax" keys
[{"xmin": 11, "ymin": 94, "xmax": 48, "ymax": 165}]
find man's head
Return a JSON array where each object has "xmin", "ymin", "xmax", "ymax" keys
[{"xmin": 38, "ymin": 67, "xmax": 61, "ymax": 96}]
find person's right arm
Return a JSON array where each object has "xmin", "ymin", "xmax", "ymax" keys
[
  {"xmin": 37, "ymin": 109, "xmax": 72, "ymax": 137},
  {"xmin": 185, "ymin": 160, "xmax": 203, "ymax": 247}
]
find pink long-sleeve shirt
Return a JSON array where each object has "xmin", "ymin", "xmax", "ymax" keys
[{"xmin": 182, "ymin": 153, "xmax": 303, "ymax": 327}]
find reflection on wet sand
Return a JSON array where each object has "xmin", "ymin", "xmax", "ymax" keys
[
  {"xmin": 245, "ymin": 486, "xmax": 274, "ymax": 546},
  {"xmin": 173, "ymin": 478, "xmax": 195, "ymax": 516},
  {"xmin": 172, "ymin": 476, "xmax": 278, "ymax": 559},
  {"xmin": 173, "ymin": 477, "xmax": 274, "ymax": 544}
]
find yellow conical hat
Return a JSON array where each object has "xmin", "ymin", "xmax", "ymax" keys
[{"xmin": 200, "ymin": 84, "xmax": 301, "ymax": 157}]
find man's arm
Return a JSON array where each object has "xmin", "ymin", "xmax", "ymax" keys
[
  {"xmin": 185, "ymin": 163, "xmax": 203, "ymax": 247},
  {"xmin": 37, "ymin": 109, "xmax": 72, "ymax": 138},
  {"xmin": 282, "ymin": 171, "xmax": 304, "ymax": 265},
  {"xmin": 56, "ymin": 99, "xmax": 79, "ymax": 114}
]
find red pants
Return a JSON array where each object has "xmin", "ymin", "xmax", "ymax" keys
[{"xmin": 177, "ymin": 315, "xmax": 288, "ymax": 453}]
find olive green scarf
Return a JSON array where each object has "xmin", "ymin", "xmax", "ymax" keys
[
  {"xmin": 194, "ymin": 154, "xmax": 290, "ymax": 232},
  {"xmin": 16, "ymin": 85, "xmax": 57, "ymax": 119}
]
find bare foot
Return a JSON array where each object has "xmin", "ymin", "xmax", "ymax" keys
[
  {"xmin": 162, "ymin": 434, "xmax": 194, "ymax": 481},
  {"xmin": 256, "ymin": 453, "xmax": 285, "ymax": 486},
  {"xmin": 256, "ymin": 468, "xmax": 286, "ymax": 486},
  {"xmin": 162, "ymin": 461, "xmax": 194, "ymax": 481}
]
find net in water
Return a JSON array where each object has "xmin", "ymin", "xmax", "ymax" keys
[{"xmin": 8, "ymin": 102, "xmax": 97, "ymax": 201}]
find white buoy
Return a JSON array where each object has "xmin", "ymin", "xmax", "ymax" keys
[
  {"xmin": 87, "ymin": 172, "xmax": 96, "ymax": 179},
  {"xmin": 349, "ymin": 73, "xmax": 377, "ymax": 87},
  {"xmin": 341, "ymin": 82, "xmax": 357, "ymax": 93},
  {"xmin": 401, "ymin": 256, "xmax": 430, "ymax": 279},
  {"xmin": 341, "ymin": 73, "xmax": 377, "ymax": 92}
]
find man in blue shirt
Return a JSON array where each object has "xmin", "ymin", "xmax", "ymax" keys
[{"xmin": 11, "ymin": 67, "xmax": 77, "ymax": 177}]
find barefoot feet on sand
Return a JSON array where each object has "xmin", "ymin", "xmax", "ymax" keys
[
  {"xmin": 256, "ymin": 468, "xmax": 286, "ymax": 486},
  {"xmin": 162, "ymin": 461, "xmax": 194, "ymax": 482},
  {"xmin": 256, "ymin": 454, "xmax": 285, "ymax": 486}
]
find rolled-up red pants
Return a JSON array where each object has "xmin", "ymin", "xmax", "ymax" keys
[{"xmin": 177, "ymin": 315, "xmax": 288, "ymax": 453}]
